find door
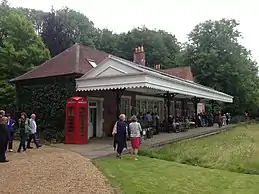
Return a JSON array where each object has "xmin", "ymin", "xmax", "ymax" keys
[{"xmin": 88, "ymin": 102, "xmax": 97, "ymax": 139}]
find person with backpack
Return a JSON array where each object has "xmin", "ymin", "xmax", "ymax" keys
[{"xmin": 17, "ymin": 112, "xmax": 30, "ymax": 153}]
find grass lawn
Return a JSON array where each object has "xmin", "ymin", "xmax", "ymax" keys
[
  {"xmin": 140, "ymin": 123, "xmax": 259, "ymax": 174},
  {"xmin": 94, "ymin": 155, "xmax": 259, "ymax": 194}
]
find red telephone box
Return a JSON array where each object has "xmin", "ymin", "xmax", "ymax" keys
[{"xmin": 65, "ymin": 96, "xmax": 88, "ymax": 144}]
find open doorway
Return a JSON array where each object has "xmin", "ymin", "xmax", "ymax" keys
[{"xmin": 88, "ymin": 101, "xmax": 97, "ymax": 138}]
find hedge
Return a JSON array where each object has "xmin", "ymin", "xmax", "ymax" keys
[{"xmin": 15, "ymin": 74, "xmax": 79, "ymax": 142}]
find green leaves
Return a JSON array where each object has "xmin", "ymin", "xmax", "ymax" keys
[
  {"xmin": 41, "ymin": 8, "xmax": 97, "ymax": 57},
  {"xmin": 109, "ymin": 27, "xmax": 181, "ymax": 69},
  {"xmin": 16, "ymin": 76, "xmax": 76, "ymax": 141},
  {"xmin": 181, "ymin": 19, "xmax": 259, "ymax": 115},
  {"xmin": 0, "ymin": 4, "xmax": 50, "ymax": 110},
  {"xmin": 0, "ymin": 80, "xmax": 15, "ymax": 109}
]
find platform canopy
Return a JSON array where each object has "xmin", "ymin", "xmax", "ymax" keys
[{"xmin": 76, "ymin": 55, "xmax": 233, "ymax": 103}]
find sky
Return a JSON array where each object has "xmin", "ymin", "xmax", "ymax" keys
[{"xmin": 8, "ymin": 0, "xmax": 259, "ymax": 63}]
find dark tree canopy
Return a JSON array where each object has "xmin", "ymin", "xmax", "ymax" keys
[
  {"xmin": 180, "ymin": 19, "xmax": 259, "ymax": 114},
  {"xmin": 41, "ymin": 7, "xmax": 98, "ymax": 57},
  {"xmin": 114, "ymin": 27, "xmax": 181, "ymax": 68},
  {"xmin": 41, "ymin": 8, "xmax": 75, "ymax": 57}
]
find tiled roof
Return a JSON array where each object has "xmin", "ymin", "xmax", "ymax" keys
[
  {"xmin": 158, "ymin": 66, "xmax": 194, "ymax": 81},
  {"xmin": 10, "ymin": 44, "xmax": 109, "ymax": 82},
  {"xmin": 11, "ymin": 44, "xmax": 193, "ymax": 82}
]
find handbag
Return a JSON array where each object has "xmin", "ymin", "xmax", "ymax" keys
[{"xmin": 140, "ymin": 136, "xmax": 144, "ymax": 144}]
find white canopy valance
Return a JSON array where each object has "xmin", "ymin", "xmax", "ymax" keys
[{"xmin": 76, "ymin": 55, "xmax": 233, "ymax": 103}]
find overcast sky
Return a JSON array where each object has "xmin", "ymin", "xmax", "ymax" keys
[{"xmin": 8, "ymin": 0, "xmax": 259, "ymax": 63}]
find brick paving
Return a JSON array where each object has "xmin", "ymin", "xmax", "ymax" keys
[{"xmin": 53, "ymin": 124, "xmax": 233, "ymax": 159}]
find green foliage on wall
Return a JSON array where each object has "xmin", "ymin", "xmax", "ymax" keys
[{"xmin": 15, "ymin": 74, "xmax": 78, "ymax": 142}]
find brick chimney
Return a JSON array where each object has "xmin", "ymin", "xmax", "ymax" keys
[
  {"xmin": 154, "ymin": 64, "xmax": 161, "ymax": 70},
  {"xmin": 133, "ymin": 45, "xmax": 145, "ymax": 66}
]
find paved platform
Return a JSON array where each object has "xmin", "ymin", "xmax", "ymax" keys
[{"xmin": 53, "ymin": 124, "xmax": 233, "ymax": 159}]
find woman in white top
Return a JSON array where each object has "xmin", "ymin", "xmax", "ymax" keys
[{"xmin": 129, "ymin": 115, "xmax": 142, "ymax": 160}]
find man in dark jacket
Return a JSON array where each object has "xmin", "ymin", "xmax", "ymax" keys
[{"xmin": 0, "ymin": 116, "xmax": 10, "ymax": 162}]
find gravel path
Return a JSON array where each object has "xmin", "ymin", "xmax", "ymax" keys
[{"xmin": 0, "ymin": 144, "xmax": 114, "ymax": 194}]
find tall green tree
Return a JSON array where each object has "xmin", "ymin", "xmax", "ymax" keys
[
  {"xmin": 115, "ymin": 27, "xmax": 181, "ymax": 68},
  {"xmin": 181, "ymin": 19, "xmax": 259, "ymax": 115},
  {"xmin": 41, "ymin": 7, "xmax": 98, "ymax": 57},
  {"xmin": 18, "ymin": 7, "xmax": 48, "ymax": 34},
  {"xmin": 95, "ymin": 28, "xmax": 119, "ymax": 55},
  {"xmin": 41, "ymin": 8, "xmax": 73, "ymax": 57},
  {"xmin": 56, "ymin": 8, "xmax": 98, "ymax": 47},
  {"xmin": 0, "ymin": 3, "xmax": 50, "ymax": 109}
]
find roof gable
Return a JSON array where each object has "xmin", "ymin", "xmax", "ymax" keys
[{"xmin": 78, "ymin": 56, "xmax": 144, "ymax": 79}]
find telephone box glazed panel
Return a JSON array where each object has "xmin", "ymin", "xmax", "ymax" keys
[{"xmin": 65, "ymin": 96, "xmax": 88, "ymax": 144}]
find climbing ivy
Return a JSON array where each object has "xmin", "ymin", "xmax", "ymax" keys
[{"xmin": 15, "ymin": 74, "xmax": 78, "ymax": 142}]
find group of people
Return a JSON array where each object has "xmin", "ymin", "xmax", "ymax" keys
[
  {"xmin": 112, "ymin": 114, "xmax": 142, "ymax": 160},
  {"xmin": 216, "ymin": 111, "xmax": 231, "ymax": 128},
  {"xmin": 0, "ymin": 110, "xmax": 41, "ymax": 163}
]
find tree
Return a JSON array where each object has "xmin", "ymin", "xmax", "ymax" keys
[
  {"xmin": 114, "ymin": 27, "xmax": 181, "ymax": 69},
  {"xmin": 41, "ymin": 7, "xmax": 98, "ymax": 57},
  {"xmin": 41, "ymin": 8, "xmax": 73, "ymax": 57},
  {"xmin": 18, "ymin": 7, "xmax": 48, "ymax": 34},
  {"xmin": 181, "ymin": 19, "xmax": 259, "ymax": 115},
  {"xmin": 0, "ymin": 4, "xmax": 50, "ymax": 109},
  {"xmin": 56, "ymin": 8, "xmax": 98, "ymax": 47},
  {"xmin": 95, "ymin": 28, "xmax": 119, "ymax": 55}
]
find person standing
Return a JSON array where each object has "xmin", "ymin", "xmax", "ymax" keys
[
  {"xmin": 216, "ymin": 111, "xmax": 222, "ymax": 128},
  {"xmin": 6, "ymin": 114, "xmax": 15, "ymax": 152},
  {"xmin": 0, "ymin": 117, "xmax": 9, "ymax": 162},
  {"xmin": 112, "ymin": 114, "xmax": 127, "ymax": 159},
  {"xmin": 129, "ymin": 115, "xmax": 142, "ymax": 160},
  {"xmin": 17, "ymin": 112, "xmax": 30, "ymax": 153},
  {"xmin": 27, "ymin": 114, "xmax": 41, "ymax": 149}
]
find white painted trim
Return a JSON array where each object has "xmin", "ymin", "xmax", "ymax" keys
[
  {"xmin": 95, "ymin": 65, "xmax": 128, "ymax": 77},
  {"xmin": 77, "ymin": 74, "xmax": 147, "ymax": 91},
  {"xmin": 121, "ymin": 95, "xmax": 132, "ymax": 100},
  {"xmin": 76, "ymin": 56, "xmax": 233, "ymax": 103},
  {"xmin": 109, "ymin": 55, "xmax": 232, "ymax": 99},
  {"xmin": 87, "ymin": 97, "xmax": 104, "ymax": 138},
  {"xmin": 136, "ymin": 95, "xmax": 164, "ymax": 101},
  {"xmin": 87, "ymin": 97, "xmax": 104, "ymax": 102},
  {"xmin": 88, "ymin": 101, "xmax": 97, "ymax": 108},
  {"xmin": 145, "ymin": 76, "xmax": 232, "ymax": 103}
]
